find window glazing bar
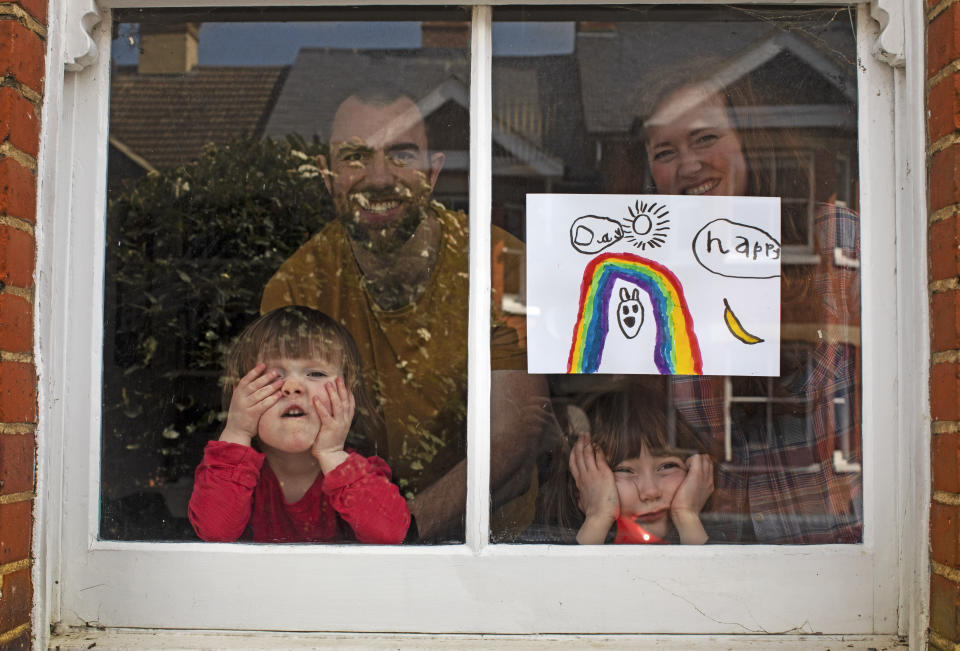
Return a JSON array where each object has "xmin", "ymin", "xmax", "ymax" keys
[{"xmin": 466, "ymin": 5, "xmax": 493, "ymax": 552}]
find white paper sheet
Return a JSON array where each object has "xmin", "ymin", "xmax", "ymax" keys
[{"xmin": 526, "ymin": 194, "xmax": 781, "ymax": 376}]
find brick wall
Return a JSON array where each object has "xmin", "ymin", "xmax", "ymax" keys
[
  {"xmin": 0, "ymin": 0, "xmax": 44, "ymax": 648},
  {"xmin": 928, "ymin": 0, "xmax": 960, "ymax": 646}
]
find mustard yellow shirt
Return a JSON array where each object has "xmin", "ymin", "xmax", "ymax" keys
[{"xmin": 262, "ymin": 208, "xmax": 524, "ymax": 497}]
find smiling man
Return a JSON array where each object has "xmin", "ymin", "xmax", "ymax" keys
[
  {"xmin": 316, "ymin": 92, "xmax": 447, "ymax": 310},
  {"xmin": 324, "ymin": 95, "xmax": 441, "ymax": 250},
  {"xmin": 261, "ymin": 86, "xmax": 547, "ymax": 542}
]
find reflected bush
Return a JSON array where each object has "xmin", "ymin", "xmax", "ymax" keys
[{"xmin": 102, "ymin": 135, "xmax": 331, "ymax": 513}]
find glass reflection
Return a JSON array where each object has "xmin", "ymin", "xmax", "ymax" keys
[
  {"xmin": 102, "ymin": 10, "xmax": 472, "ymax": 543},
  {"xmin": 491, "ymin": 6, "xmax": 861, "ymax": 545}
]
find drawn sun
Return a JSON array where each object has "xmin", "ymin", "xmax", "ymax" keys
[{"xmin": 621, "ymin": 200, "xmax": 670, "ymax": 250}]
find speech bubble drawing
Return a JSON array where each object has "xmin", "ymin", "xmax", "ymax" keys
[
  {"xmin": 692, "ymin": 218, "xmax": 781, "ymax": 279},
  {"xmin": 570, "ymin": 215, "xmax": 624, "ymax": 254}
]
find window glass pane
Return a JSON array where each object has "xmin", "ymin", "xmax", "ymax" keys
[
  {"xmin": 490, "ymin": 6, "xmax": 861, "ymax": 545},
  {"xmin": 102, "ymin": 8, "xmax": 471, "ymax": 543}
]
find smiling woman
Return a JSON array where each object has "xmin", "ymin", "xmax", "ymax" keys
[
  {"xmin": 636, "ymin": 58, "xmax": 861, "ymax": 544},
  {"xmin": 642, "ymin": 84, "xmax": 750, "ymax": 197}
]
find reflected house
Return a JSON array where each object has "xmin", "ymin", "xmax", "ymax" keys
[
  {"xmin": 108, "ymin": 23, "xmax": 289, "ymax": 185},
  {"xmin": 260, "ymin": 33, "xmax": 575, "ymax": 341},
  {"xmin": 108, "ymin": 23, "xmax": 574, "ymax": 337},
  {"xmin": 257, "ymin": 31, "xmax": 578, "ymax": 340},
  {"xmin": 262, "ymin": 43, "xmax": 473, "ymax": 211},
  {"xmin": 109, "ymin": 66, "xmax": 288, "ymax": 176},
  {"xmin": 105, "ymin": 18, "xmax": 861, "ymax": 529}
]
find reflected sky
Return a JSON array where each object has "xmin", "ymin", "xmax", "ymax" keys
[{"xmin": 111, "ymin": 21, "xmax": 575, "ymax": 65}]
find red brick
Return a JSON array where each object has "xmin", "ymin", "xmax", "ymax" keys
[
  {"xmin": 928, "ymin": 3, "xmax": 960, "ymax": 78},
  {"xmin": 932, "ymin": 291, "xmax": 960, "ymax": 351},
  {"xmin": 0, "ymin": 433, "xmax": 34, "ymax": 495},
  {"xmin": 14, "ymin": 0, "xmax": 48, "ymax": 25},
  {"xmin": 0, "ymin": 362, "xmax": 35, "ymax": 423},
  {"xmin": 932, "ymin": 362, "xmax": 960, "ymax": 421},
  {"xmin": 930, "ymin": 216, "xmax": 960, "ymax": 281},
  {"xmin": 933, "ymin": 502, "xmax": 960, "ymax": 567},
  {"xmin": 0, "ymin": 500, "xmax": 31, "ymax": 565},
  {"xmin": 0, "ymin": 294, "xmax": 31, "ymax": 353},
  {"xmin": 0, "ymin": 22, "xmax": 44, "ymax": 95},
  {"xmin": 0, "ymin": 87, "xmax": 40, "ymax": 159},
  {"xmin": 0, "ymin": 159, "xmax": 36, "ymax": 223},
  {"xmin": 931, "ymin": 144, "xmax": 960, "ymax": 212},
  {"xmin": 934, "ymin": 433, "xmax": 960, "ymax": 494},
  {"xmin": 0, "ymin": 567, "xmax": 31, "ymax": 633},
  {"xmin": 929, "ymin": 72, "xmax": 960, "ymax": 144},
  {"xmin": 0, "ymin": 225, "xmax": 35, "ymax": 288},
  {"xmin": 932, "ymin": 573, "xmax": 960, "ymax": 641}
]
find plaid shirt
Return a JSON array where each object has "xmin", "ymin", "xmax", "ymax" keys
[{"xmin": 672, "ymin": 204, "xmax": 862, "ymax": 544}]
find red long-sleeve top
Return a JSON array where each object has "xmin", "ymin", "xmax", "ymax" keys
[{"xmin": 188, "ymin": 440, "xmax": 410, "ymax": 544}]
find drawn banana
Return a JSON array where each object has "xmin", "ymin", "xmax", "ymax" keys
[{"xmin": 723, "ymin": 298, "xmax": 764, "ymax": 345}]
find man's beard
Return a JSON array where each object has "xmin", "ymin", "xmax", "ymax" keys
[{"xmin": 338, "ymin": 193, "xmax": 429, "ymax": 254}]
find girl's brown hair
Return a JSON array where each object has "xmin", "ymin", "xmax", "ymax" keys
[
  {"xmin": 540, "ymin": 387, "xmax": 708, "ymax": 534},
  {"xmin": 222, "ymin": 306, "xmax": 383, "ymax": 454}
]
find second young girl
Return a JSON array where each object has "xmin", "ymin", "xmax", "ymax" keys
[
  {"xmin": 188, "ymin": 305, "xmax": 410, "ymax": 544},
  {"xmin": 543, "ymin": 390, "xmax": 714, "ymax": 545}
]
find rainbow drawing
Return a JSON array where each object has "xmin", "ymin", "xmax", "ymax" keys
[{"xmin": 567, "ymin": 253, "xmax": 703, "ymax": 375}]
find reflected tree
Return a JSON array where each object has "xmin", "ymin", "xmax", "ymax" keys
[{"xmin": 102, "ymin": 135, "xmax": 331, "ymax": 539}]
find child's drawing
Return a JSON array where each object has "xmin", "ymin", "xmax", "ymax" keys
[
  {"xmin": 568, "ymin": 253, "xmax": 701, "ymax": 374},
  {"xmin": 693, "ymin": 218, "xmax": 780, "ymax": 279},
  {"xmin": 527, "ymin": 194, "xmax": 781, "ymax": 376},
  {"xmin": 722, "ymin": 298, "xmax": 764, "ymax": 344},
  {"xmin": 616, "ymin": 287, "xmax": 644, "ymax": 339},
  {"xmin": 568, "ymin": 201, "xmax": 671, "ymax": 255},
  {"xmin": 570, "ymin": 215, "xmax": 623, "ymax": 254},
  {"xmin": 625, "ymin": 200, "xmax": 670, "ymax": 251}
]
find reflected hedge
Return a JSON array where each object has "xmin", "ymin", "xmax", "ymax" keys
[{"xmin": 102, "ymin": 136, "xmax": 331, "ymax": 513}]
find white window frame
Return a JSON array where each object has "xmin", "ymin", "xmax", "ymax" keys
[{"xmin": 33, "ymin": 0, "xmax": 929, "ymax": 646}]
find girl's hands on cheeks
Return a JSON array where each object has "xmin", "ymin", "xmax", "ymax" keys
[
  {"xmin": 669, "ymin": 453, "xmax": 715, "ymax": 544},
  {"xmin": 310, "ymin": 376, "xmax": 355, "ymax": 474},
  {"xmin": 569, "ymin": 435, "xmax": 620, "ymax": 544},
  {"xmin": 219, "ymin": 363, "xmax": 283, "ymax": 447}
]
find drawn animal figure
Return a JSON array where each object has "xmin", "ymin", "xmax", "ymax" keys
[{"xmin": 617, "ymin": 287, "xmax": 644, "ymax": 338}]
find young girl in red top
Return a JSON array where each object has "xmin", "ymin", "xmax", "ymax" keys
[
  {"xmin": 188, "ymin": 306, "xmax": 410, "ymax": 544},
  {"xmin": 542, "ymin": 388, "xmax": 714, "ymax": 545}
]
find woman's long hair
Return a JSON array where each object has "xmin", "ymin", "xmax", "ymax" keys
[
  {"xmin": 632, "ymin": 57, "xmax": 814, "ymax": 305},
  {"xmin": 632, "ymin": 57, "xmax": 810, "ymax": 201}
]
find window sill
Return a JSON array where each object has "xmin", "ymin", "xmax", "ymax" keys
[{"xmin": 47, "ymin": 629, "xmax": 907, "ymax": 650}]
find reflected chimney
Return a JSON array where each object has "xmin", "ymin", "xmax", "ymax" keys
[
  {"xmin": 421, "ymin": 21, "xmax": 469, "ymax": 48},
  {"xmin": 138, "ymin": 22, "xmax": 199, "ymax": 75},
  {"xmin": 577, "ymin": 21, "xmax": 617, "ymax": 33}
]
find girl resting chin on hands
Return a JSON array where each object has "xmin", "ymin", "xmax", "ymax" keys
[
  {"xmin": 543, "ymin": 390, "xmax": 714, "ymax": 545},
  {"xmin": 188, "ymin": 305, "xmax": 410, "ymax": 544}
]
